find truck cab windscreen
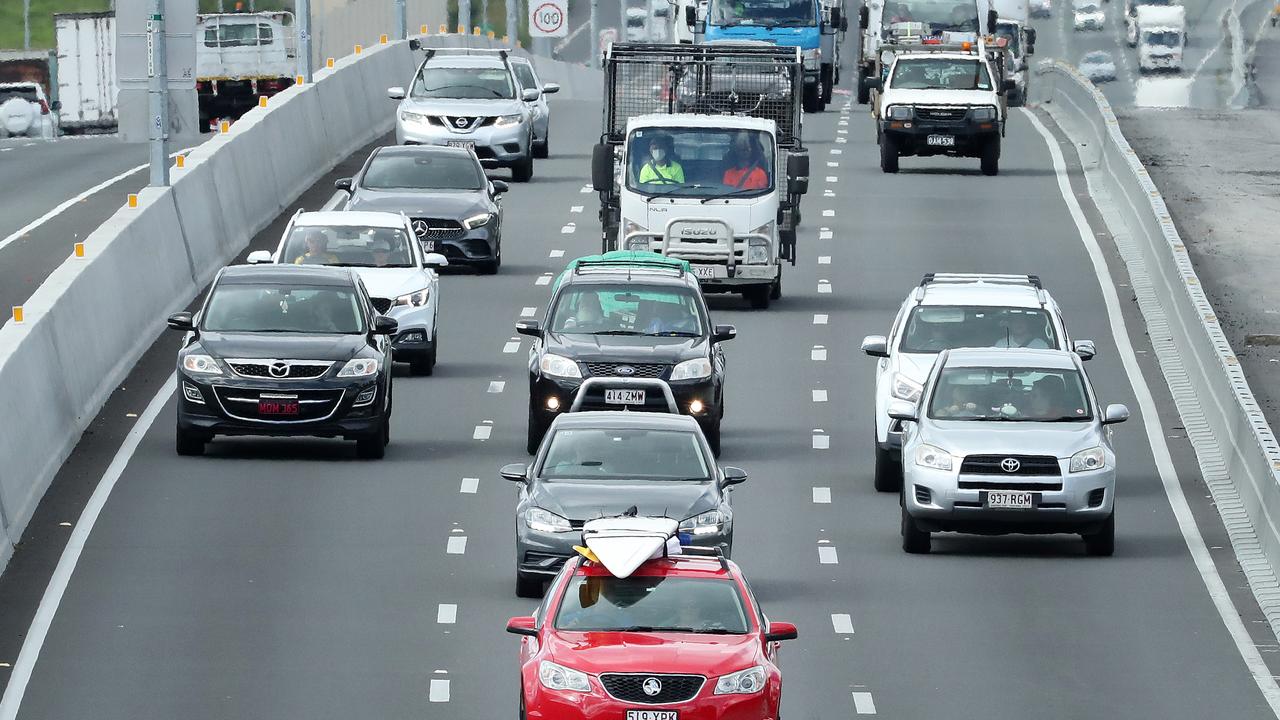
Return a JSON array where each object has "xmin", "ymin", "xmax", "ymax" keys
[
  {"xmin": 413, "ymin": 67, "xmax": 515, "ymax": 99},
  {"xmin": 203, "ymin": 22, "xmax": 274, "ymax": 47},
  {"xmin": 709, "ymin": 0, "xmax": 816, "ymax": 27},
  {"xmin": 891, "ymin": 58, "xmax": 992, "ymax": 90},
  {"xmin": 1142, "ymin": 30, "xmax": 1180, "ymax": 46},
  {"xmin": 883, "ymin": 0, "xmax": 979, "ymax": 34},
  {"xmin": 626, "ymin": 127, "xmax": 775, "ymax": 198}
]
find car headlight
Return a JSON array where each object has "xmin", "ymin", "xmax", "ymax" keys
[
  {"xmin": 400, "ymin": 110, "xmax": 429, "ymax": 124},
  {"xmin": 539, "ymin": 660, "xmax": 591, "ymax": 692},
  {"xmin": 182, "ymin": 354, "xmax": 222, "ymax": 375},
  {"xmin": 971, "ymin": 106, "xmax": 997, "ymax": 121},
  {"xmin": 887, "ymin": 105, "xmax": 913, "ymax": 120},
  {"xmin": 626, "ymin": 236, "xmax": 651, "ymax": 251},
  {"xmin": 890, "ymin": 373, "xmax": 922, "ymax": 403},
  {"xmin": 338, "ymin": 358, "xmax": 380, "ymax": 377},
  {"xmin": 915, "ymin": 443, "xmax": 953, "ymax": 471},
  {"xmin": 747, "ymin": 237, "xmax": 770, "ymax": 264},
  {"xmin": 679, "ymin": 509, "xmax": 726, "ymax": 536},
  {"xmin": 494, "ymin": 113, "xmax": 523, "ymax": 127},
  {"xmin": 671, "ymin": 357, "xmax": 712, "ymax": 381},
  {"xmin": 714, "ymin": 665, "xmax": 767, "ymax": 695},
  {"xmin": 1070, "ymin": 446, "xmax": 1106, "ymax": 473},
  {"xmin": 462, "ymin": 212, "xmax": 493, "ymax": 230},
  {"xmin": 393, "ymin": 288, "xmax": 430, "ymax": 307},
  {"xmin": 526, "ymin": 507, "xmax": 572, "ymax": 533},
  {"xmin": 539, "ymin": 354, "xmax": 581, "ymax": 378}
]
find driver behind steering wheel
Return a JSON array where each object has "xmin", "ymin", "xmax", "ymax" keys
[{"xmin": 637, "ymin": 132, "xmax": 685, "ymax": 185}]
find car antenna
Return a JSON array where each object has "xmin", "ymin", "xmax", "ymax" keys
[{"xmin": 623, "ymin": 505, "xmax": 638, "ymax": 517}]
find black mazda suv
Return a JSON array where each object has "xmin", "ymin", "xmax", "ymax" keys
[
  {"xmin": 167, "ymin": 265, "xmax": 397, "ymax": 458},
  {"xmin": 516, "ymin": 257, "xmax": 736, "ymax": 456}
]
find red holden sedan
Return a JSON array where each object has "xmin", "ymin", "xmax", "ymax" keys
[{"xmin": 506, "ymin": 551, "xmax": 798, "ymax": 720}]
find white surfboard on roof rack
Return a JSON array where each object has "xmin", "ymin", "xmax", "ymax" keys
[{"xmin": 581, "ymin": 516, "xmax": 682, "ymax": 578}]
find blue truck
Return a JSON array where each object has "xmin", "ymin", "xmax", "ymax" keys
[{"xmin": 682, "ymin": 0, "xmax": 847, "ymax": 112}]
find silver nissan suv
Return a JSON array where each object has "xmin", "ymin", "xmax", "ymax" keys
[
  {"xmin": 861, "ymin": 273, "xmax": 1096, "ymax": 492},
  {"xmin": 390, "ymin": 44, "xmax": 539, "ymax": 182}
]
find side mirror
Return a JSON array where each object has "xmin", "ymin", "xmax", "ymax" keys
[
  {"xmin": 786, "ymin": 152, "xmax": 810, "ymax": 181},
  {"xmin": 720, "ymin": 466, "xmax": 748, "ymax": 487},
  {"xmin": 373, "ymin": 316, "xmax": 399, "ymax": 335},
  {"xmin": 829, "ymin": 7, "xmax": 843, "ymax": 28},
  {"xmin": 591, "ymin": 143, "xmax": 614, "ymax": 192},
  {"xmin": 1026, "ymin": 27, "xmax": 1037, "ymax": 45},
  {"xmin": 712, "ymin": 324, "xmax": 737, "ymax": 343},
  {"xmin": 861, "ymin": 335, "xmax": 889, "ymax": 358},
  {"xmin": 166, "ymin": 312, "xmax": 195, "ymax": 331},
  {"xmin": 335, "ymin": 177, "xmax": 353, "ymax": 192},
  {"xmin": 841, "ymin": 14, "xmax": 850, "ymax": 31},
  {"xmin": 987, "ymin": 8, "xmax": 999, "ymax": 33},
  {"xmin": 862, "ymin": 75, "xmax": 883, "ymax": 91},
  {"xmin": 887, "ymin": 399, "xmax": 917, "ymax": 422},
  {"xmin": 542, "ymin": 82, "xmax": 561, "ymax": 95},
  {"xmin": 246, "ymin": 250, "xmax": 273, "ymax": 264},
  {"xmin": 408, "ymin": 38, "xmax": 421, "ymax": 51},
  {"xmin": 764, "ymin": 621, "xmax": 798, "ymax": 642},
  {"xmin": 792, "ymin": 176, "xmax": 809, "ymax": 195},
  {"xmin": 516, "ymin": 320, "xmax": 544, "ymax": 338},
  {"xmin": 506, "ymin": 616, "xmax": 538, "ymax": 637},
  {"xmin": 387, "ymin": 86, "xmax": 406, "ymax": 100},
  {"xmin": 685, "ymin": 5, "xmax": 697, "ymax": 26},
  {"xmin": 859, "ymin": 4, "xmax": 869, "ymax": 28},
  {"xmin": 501, "ymin": 462, "xmax": 530, "ymax": 482},
  {"xmin": 522, "ymin": 88, "xmax": 541, "ymax": 102},
  {"xmin": 1001, "ymin": 79, "xmax": 1016, "ymax": 93},
  {"xmin": 51, "ymin": 100, "xmax": 62, "ymax": 111},
  {"xmin": 422, "ymin": 251, "xmax": 449, "ymax": 267},
  {"xmin": 1073, "ymin": 340, "xmax": 1096, "ymax": 361},
  {"xmin": 491, "ymin": 179, "xmax": 509, "ymax": 194},
  {"xmin": 1102, "ymin": 403, "xmax": 1130, "ymax": 425}
]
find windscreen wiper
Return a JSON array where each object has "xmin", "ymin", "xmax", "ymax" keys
[
  {"xmin": 645, "ymin": 183, "xmax": 705, "ymax": 202},
  {"xmin": 700, "ymin": 187, "xmax": 767, "ymax": 203},
  {"xmin": 644, "ymin": 331, "xmax": 701, "ymax": 337},
  {"xmin": 592, "ymin": 330, "xmax": 646, "ymax": 336}
]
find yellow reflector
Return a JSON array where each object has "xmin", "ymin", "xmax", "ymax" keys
[
  {"xmin": 74, "ymin": 242, "xmax": 85, "ymax": 258},
  {"xmin": 127, "ymin": 193, "xmax": 138, "ymax": 208},
  {"xmin": 326, "ymin": 57, "xmax": 335, "ymax": 68},
  {"xmin": 380, "ymin": 33, "xmax": 389, "ymax": 44}
]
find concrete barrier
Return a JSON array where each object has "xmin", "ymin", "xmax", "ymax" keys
[
  {"xmin": 0, "ymin": 35, "xmax": 602, "ymax": 572},
  {"xmin": 1033, "ymin": 61, "xmax": 1280, "ymax": 633}
]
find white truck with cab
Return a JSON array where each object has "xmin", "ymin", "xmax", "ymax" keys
[
  {"xmin": 591, "ymin": 43, "xmax": 810, "ymax": 309},
  {"xmin": 54, "ymin": 12, "xmax": 118, "ymax": 134},
  {"xmin": 991, "ymin": 0, "xmax": 1035, "ymax": 106},
  {"xmin": 195, "ymin": 12, "xmax": 297, "ymax": 131},
  {"xmin": 1132, "ymin": 5, "xmax": 1186, "ymax": 71},
  {"xmin": 855, "ymin": 0, "xmax": 998, "ymax": 103}
]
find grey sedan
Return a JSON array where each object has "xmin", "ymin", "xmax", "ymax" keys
[
  {"xmin": 502, "ymin": 411, "xmax": 746, "ymax": 598},
  {"xmin": 1079, "ymin": 51, "xmax": 1118, "ymax": 82},
  {"xmin": 892, "ymin": 348, "xmax": 1128, "ymax": 555}
]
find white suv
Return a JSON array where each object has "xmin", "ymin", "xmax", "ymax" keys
[{"xmin": 860, "ymin": 273, "xmax": 1095, "ymax": 492}]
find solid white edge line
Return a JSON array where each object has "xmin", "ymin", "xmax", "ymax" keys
[
  {"xmin": 0, "ymin": 375, "xmax": 176, "ymax": 720},
  {"xmin": 1024, "ymin": 107, "xmax": 1280, "ymax": 713}
]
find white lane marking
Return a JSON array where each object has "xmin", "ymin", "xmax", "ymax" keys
[
  {"xmin": 813, "ymin": 314, "xmax": 828, "ymax": 325},
  {"xmin": 561, "ymin": 223, "xmax": 576, "ymax": 234},
  {"xmin": 818, "ymin": 255, "xmax": 831, "ymax": 264},
  {"xmin": 826, "ymin": 161, "xmax": 839, "ymax": 167},
  {"xmin": 836, "ymin": 137, "xmax": 847, "ymax": 144},
  {"xmin": 822, "ymin": 209, "xmax": 835, "ymax": 217},
  {"xmin": 0, "ymin": 148, "xmax": 11, "ymax": 152},
  {"xmin": 818, "ymin": 546, "xmax": 839, "ymax": 564},
  {"xmin": 320, "ymin": 190, "xmax": 348, "ymax": 211},
  {"xmin": 811, "ymin": 345, "xmax": 827, "ymax": 361},
  {"xmin": 812, "ymin": 432, "xmax": 830, "ymax": 449},
  {"xmin": 473, "ymin": 425, "xmax": 492, "ymax": 440},
  {"xmin": 580, "ymin": 184, "xmax": 592, "ymax": 193},
  {"xmin": 852, "ymin": 691, "xmax": 877, "ymax": 714},
  {"xmin": 819, "ymin": 228, "xmax": 833, "ymax": 240},
  {"xmin": 831, "ymin": 613, "xmax": 854, "ymax": 634},
  {"xmin": 824, "ymin": 190, "xmax": 836, "ymax": 198},
  {"xmin": 817, "ymin": 280, "xmax": 832, "ymax": 294},
  {"xmin": 838, "ymin": 120, "xmax": 849, "ymax": 126},
  {"xmin": 0, "ymin": 375, "xmax": 176, "ymax": 720},
  {"xmin": 1025, "ymin": 108, "xmax": 1280, "ymax": 713},
  {"xmin": 503, "ymin": 340, "xmax": 521, "ymax": 354},
  {"xmin": 437, "ymin": 604, "xmax": 458, "ymax": 624},
  {"xmin": 837, "ymin": 128, "xmax": 848, "ymax": 135},
  {"xmin": 429, "ymin": 678, "xmax": 451, "ymax": 702},
  {"xmin": 535, "ymin": 274, "xmax": 552, "ymax": 285},
  {"xmin": 520, "ymin": 306, "xmax": 537, "ymax": 318},
  {"xmin": 0, "ymin": 148, "xmax": 189, "ymax": 254},
  {"xmin": 488, "ymin": 381, "xmax": 506, "ymax": 393},
  {"xmin": 825, "ymin": 175, "xmax": 838, "ymax": 182},
  {"xmin": 812, "ymin": 389, "xmax": 828, "ymax": 402},
  {"xmin": 829, "ymin": 148, "xmax": 842, "ymax": 155},
  {"xmin": 460, "ymin": 477, "xmax": 479, "ymax": 494},
  {"xmin": 446, "ymin": 536, "xmax": 468, "ymax": 554},
  {"xmin": 812, "ymin": 487, "xmax": 831, "ymax": 503},
  {"xmin": 570, "ymin": 205, "xmax": 584, "ymax": 213},
  {"xmin": 550, "ymin": 249, "xmax": 565, "ymax": 258}
]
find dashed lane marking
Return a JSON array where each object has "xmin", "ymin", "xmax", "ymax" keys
[
  {"xmin": 473, "ymin": 424, "xmax": 493, "ymax": 441},
  {"xmin": 852, "ymin": 692, "xmax": 877, "ymax": 714},
  {"xmin": 520, "ymin": 306, "xmax": 537, "ymax": 318},
  {"xmin": 460, "ymin": 477, "xmax": 479, "ymax": 494},
  {"xmin": 819, "ymin": 228, "xmax": 832, "ymax": 240},
  {"xmin": 561, "ymin": 223, "xmax": 576, "ymax": 234},
  {"xmin": 822, "ymin": 209, "xmax": 835, "ymax": 217},
  {"xmin": 813, "ymin": 314, "xmax": 828, "ymax": 325},
  {"xmin": 446, "ymin": 536, "xmax": 467, "ymax": 554},
  {"xmin": 825, "ymin": 175, "xmax": 838, "ymax": 182},
  {"xmin": 812, "ymin": 487, "xmax": 831, "ymax": 503},
  {"xmin": 570, "ymin": 205, "xmax": 583, "ymax": 213},
  {"xmin": 429, "ymin": 678, "xmax": 451, "ymax": 702},
  {"xmin": 536, "ymin": 273, "xmax": 553, "ymax": 285},
  {"xmin": 817, "ymin": 280, "xmax": 832, "ymax": 294},
  {"xmin": 503, "ymin": 340, "xmax": 521, "ymax": 354},
  {"xmin": 818, "ymin": 546, "xmax": 838, "ymax": 564},
  {"xmin": 488, "ymin": 381, "xmax": 506, "ymax": 393},
  {"xmin": 812, "ymin": 431, "xmax": 830, "ymax": 449},
  {"xmin": 580, "ymin": 184, "xmax": 592, "ymax": 193},
  {"xmin": 812, "ymin": 389, "xmax": 828, "ymax": 402},
  {"xmin": 826, "ymin": 161, "xmax": 839, "ymax": 168},
  {"xmin": 550, "ymin": 249, "xmax": 565, "ymax": 258},
  {"xmin": 824, "ymin": 190, "xmax": 835, "ymax": 198},
  {"xmin": 831, "ymin": 613, "xmax": 854, "ymax": 634},
  {"xmin": 830, "ymin": 148, "xmax": 842, "ymax": 155},
  {"xmin": 811, "ymin": 345, "xmax": 827, "ymax": 361},
  {"xmin": 818, "ymin": 255, "xmax": 831, "ymax": 264},
  {"xmin": 437, "ymin": 604, "xmax": 458, "ymax": 624}
]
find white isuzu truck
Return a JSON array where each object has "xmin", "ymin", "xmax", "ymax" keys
[
  {"xmin": 591, "ymin": 43, "xmax": 810, "ymax": 309},
  {"xmin": 1133, "ymin": 5, "xmax": 1186, "ymax": 71}
]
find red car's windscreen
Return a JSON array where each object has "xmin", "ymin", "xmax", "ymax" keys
[{"xmin": 555, "ymin": 575, "xmax": 750, "ymax": 634}]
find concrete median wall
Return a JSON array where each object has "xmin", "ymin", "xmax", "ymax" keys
[
  {"xmin": 0, "ymin": 35, "xmax": 600, "ymax": 571},
  {"xmin": 1033, "ymin": 62, "xmax": 1280, "ymax": 633}
]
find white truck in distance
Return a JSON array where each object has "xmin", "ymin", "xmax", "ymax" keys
[
  {"xmin": 991, "ymin": 0, "xmax": 1035, "ymax": 106},
  {"xmin": 54, "ymin": 12, "xmax": 118, "ymax": 134},
  {"xmin": 854, "ymin": 0, "xmax": 998, "ymax": 104},
  {"xmin": 591, "ymin": 43, "xmax": 810, "ymax": 309},
  {"xmin": 195, "ymin": 12, "xmax": 296, "ymax": 131},
  {"xmin": 1133, "ymin": 5, "xmax": 1186, "ymax": 71}
]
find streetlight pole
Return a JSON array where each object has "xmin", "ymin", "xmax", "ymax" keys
[
  {"xmin": 297, "ymin": 0, "xmax": 312, "ymax": 82},
  {"xmin": 23, "ymin": 0, "xmax": 31, "ymax": 50},
  {"xmin": 460, "ymin": 0, "xmax": 472, "ymax": 34},
  {"xmin": 590, "ymin": 0, "xmax": 600, "ymax": 67},
  {"xmin": 395, "ymin": 0, "xmax": 407, "ymax": 39},
  {"xmin": 148, "ymin": 0, "xmax": 169, "ymax": 187}
]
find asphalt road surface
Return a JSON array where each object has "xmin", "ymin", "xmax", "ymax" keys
[{"xmin": 1, "ymin": 76, "xmax": 1280, "ymax": 720}]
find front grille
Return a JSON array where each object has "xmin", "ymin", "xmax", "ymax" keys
[
  {"xmin": 212, "ymin": 387, "xmax": 346, "ymax": 423},
  {"xmin": 600, "ymin": 674, "xmax": 705, "ymax": 704},
  {"xmin": 227, "ymin": 361, "xmax": 332, "ymax": 379},
  {"xmin": 411, "ymin": 217, "xmax": 465, "ymax": 240},
  {"xmin": 960, "ymin": 455, "xmax": 1062, "ymax": 477},
  {"xmin": 438, "ymin": 115, "xmax": 494, "ymax": 131},
  {"xmin": 959, "ymin": 480, "xmax": 1064, "ymax": 491},
  {"xmin": 916, "ymin": 106, "xmax": 969, "ymax": 122},
  {"xmin": 370, "ymin": 297, "xmax": 393, "ymax": 314},
  {"xmin": 584, "ymin": 362, "xmax": 666, "ymax": 379}
]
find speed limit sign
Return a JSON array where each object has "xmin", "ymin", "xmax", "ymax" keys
[{"xmin": 529, "ymin": 0, "xmax": 568, "ymax": 37}]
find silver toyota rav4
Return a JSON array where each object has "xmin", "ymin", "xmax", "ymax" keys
[
  {"xmin": 893, "ymin": 348, "xmax": 1129, "ymax": 556},
  {"xmin": 861, "ymin": 273, "xmax": 1096, "ymax": 492},
  {"xmin": 390, "ymin": 45, "xmax": 540, "ymax": 182}
]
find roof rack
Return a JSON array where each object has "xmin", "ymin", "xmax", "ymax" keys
[
  {"xmin": 916, "ymin": 273, "xmax": 1046, "ymax": 305},
  {"xmin": 407, "ymin": 39, "xmax": 510, "ymax": 60},
  {"xmin": 678, "ymin": 544, "xmax": 731, "ymax": 572},
  {"xmin": 568, "ymin": 252, "xmax": 692, "ymax": 277}
]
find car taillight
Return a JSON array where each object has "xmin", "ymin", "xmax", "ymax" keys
[{"xmin": 38, "ymin": 99, "xmax": 49, "ymax": 114}]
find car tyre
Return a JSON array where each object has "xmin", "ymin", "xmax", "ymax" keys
[
  {"xmin": 901, "ymin": 502, "xmax": 931, "ymax": 554},
  {"xmin": 820, "ymin": 65, "xmax": 834, "ymax": 104},
  {"xmin": 873, "ymin": 440, "xmax": 902, "ymax": 492},
  {"xmin": 527, "ymin": 399, "xmax": 550, "ymax": 455},
  {"xmin": 803, "ymin": 83, "xmax": 823, "ymax": 113},
  {"xmin": 769, "ymin": 273, "xmax": 782, "ymax": 300},
  {"xmin": 175, "ymin": 425, "xmax": 206, "ymax": 456},
  {"xmin": 410, "ymin": 348, "xmax": 435, "ymax": 376},
  {"xmin": 702, "ymin": 417, "xmax": 722, "ymax": 458},
  {"xmin": 746, "ymin": 285, "xmax": 771, "ymax": 310},
  {"xmin": 533, "ymin": 135, "xmax": 549, "ymax": 159},
  {"xmin": 857, "ymin": 70, "xmax": 871, "ymax": 104},
  {"xmin": 1083, "ymin": 511, "xmax": 1115, "ymax": 556},
  {"xmin": 880, "ymin": 133, "xmax": 899, "ymax": 173},
  {"xmin": 980, "ymin": 137, "xmax": 1000, "ymax": 176},
  {"xmin": 357, "ymin": 411, "xmax": 389, "ymax": 459},
  {"xmin": 512, "ymin": 153, "xmax": 534, "ymax": 183},
  {"xmin": 516, "ymin": 571, "xmax": 544, "ymax": 598}
]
